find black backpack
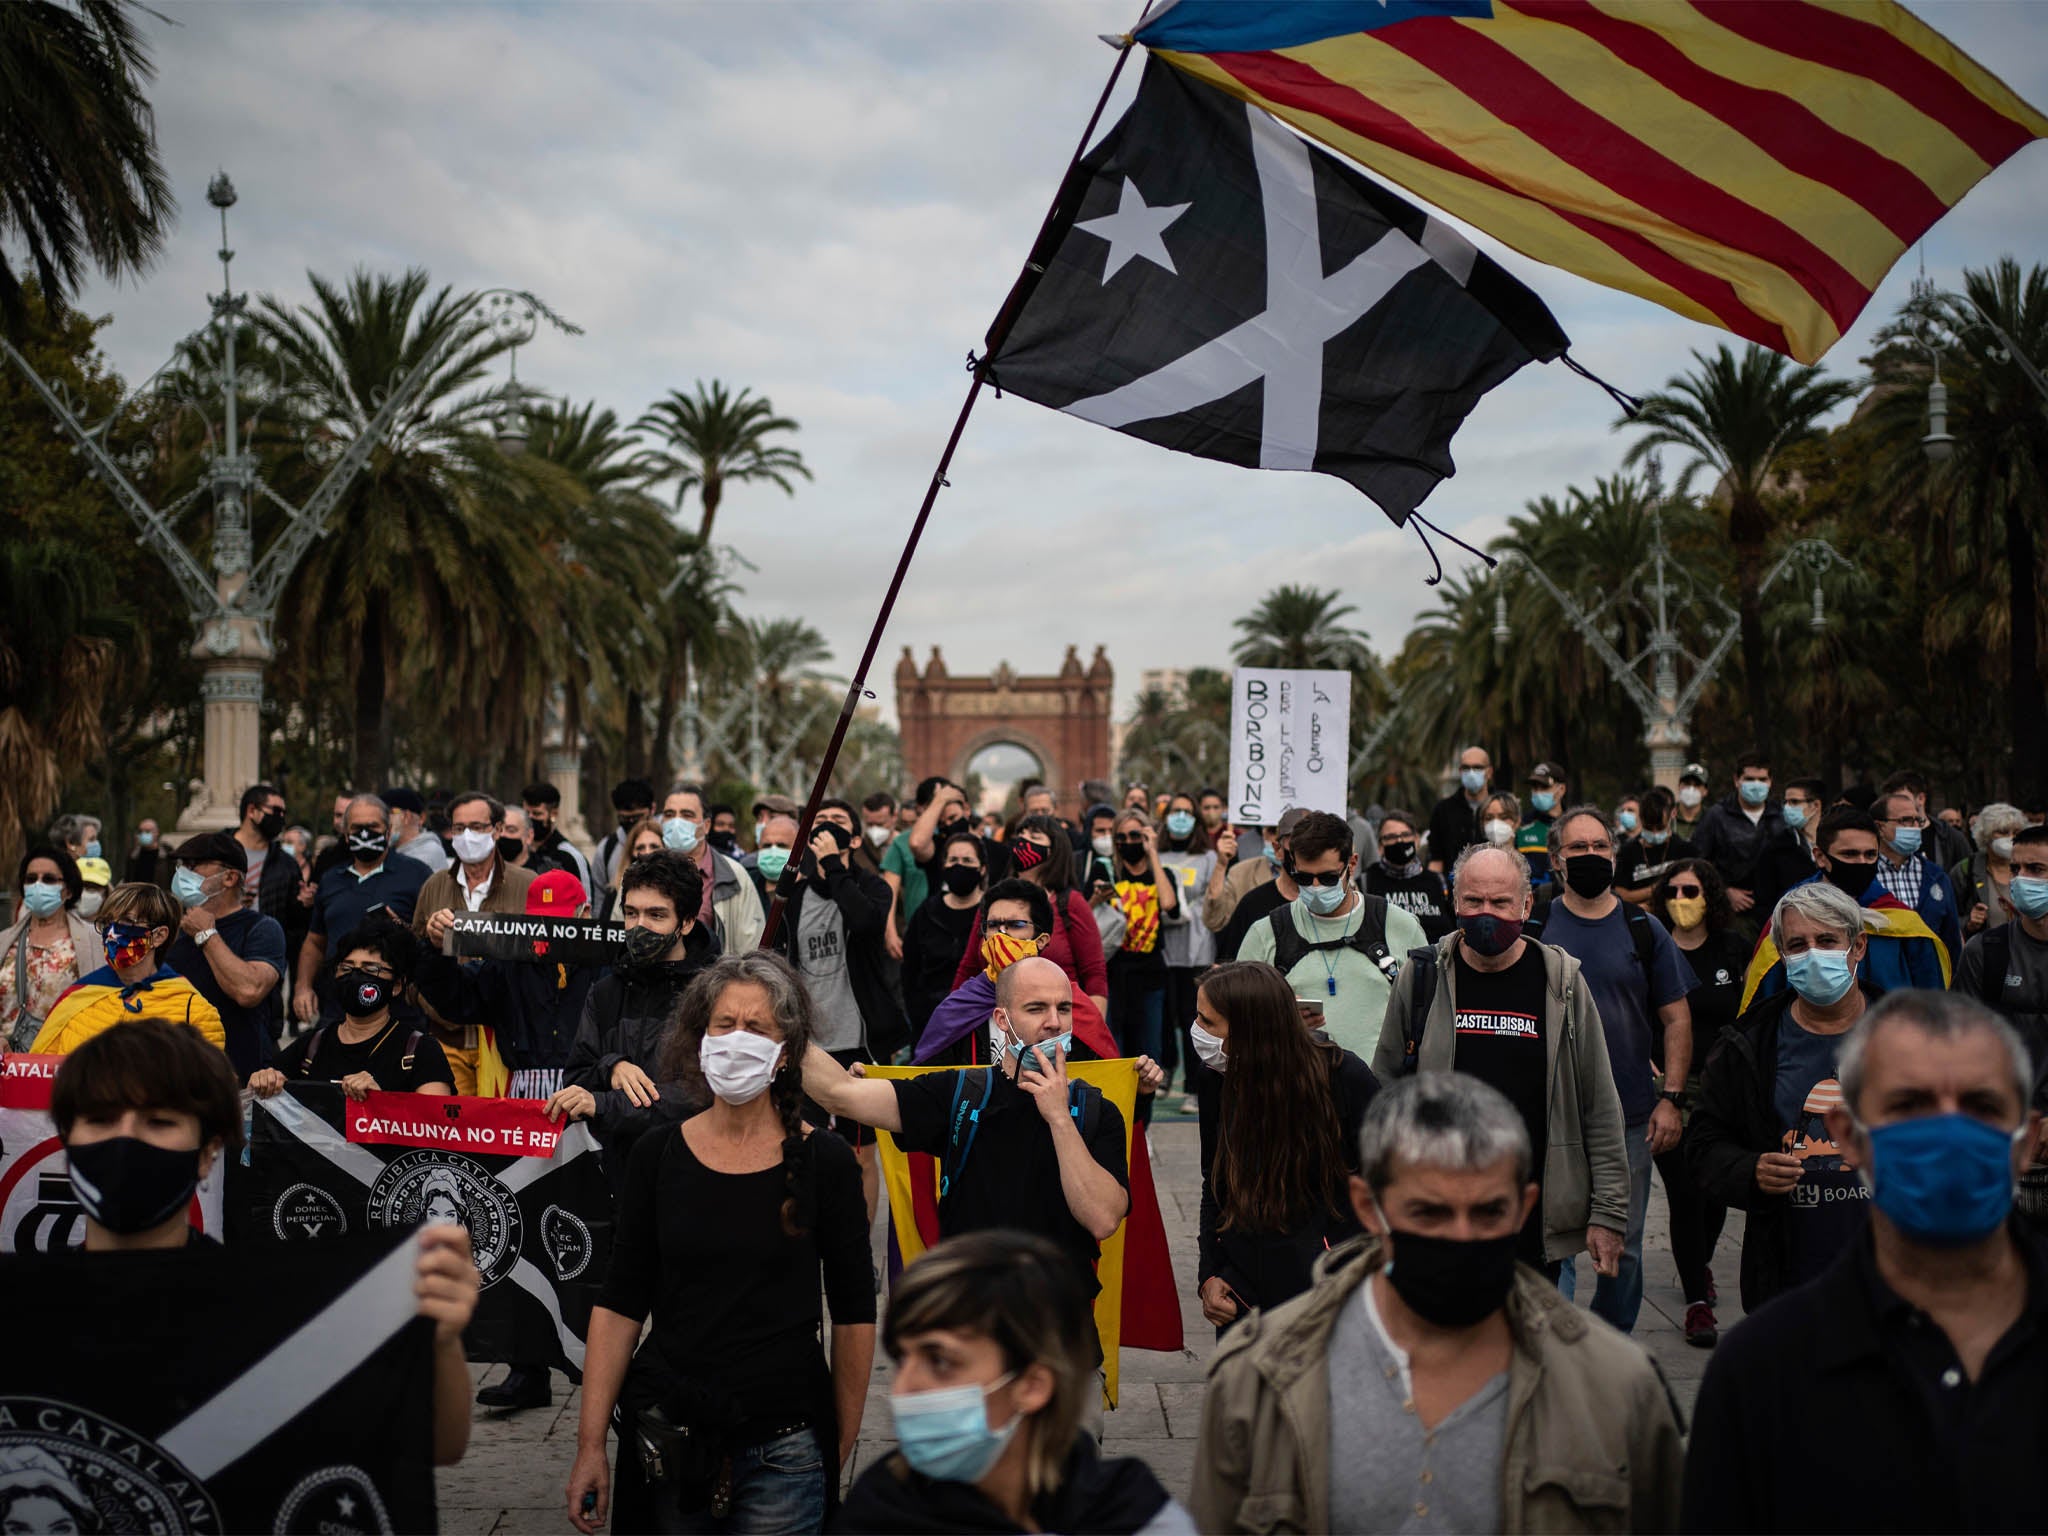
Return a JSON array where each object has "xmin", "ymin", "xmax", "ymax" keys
[
  {"xmin": 1974, "ymin": 922, "xmax": 2015, "ymax": 1010},
  {"xmin": 1261, "ymin": 894, "xmax": 1403, "ymax": 988},
  {"xmin": 940, "ymin": 1066, "xmax": 1105, "ymax": 1198},
  {"xmin": 1390, "ymin": 907, "xmax": 1659, "ymax": 1077}
]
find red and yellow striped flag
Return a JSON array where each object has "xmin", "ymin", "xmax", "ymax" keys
[{"xmin": 1134, "ymin": 1, "xmax": 2048, "ymax": 362}]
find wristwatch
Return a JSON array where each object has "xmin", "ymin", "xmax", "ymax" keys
[
  {"xmin": 193, "ymin": 928, "xmax": 219, "ymax": 947},
  {"xmin": 1660, "ymin": 1088, "xmax": 1685, "ymax": 1106}
]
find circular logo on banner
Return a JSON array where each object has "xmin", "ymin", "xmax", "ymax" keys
[
  {"xmin": 366, "ymin": 1150, "xmax": 521, "ymax": 1287},
  {"xmin": 272, "ymin": 1182, "xmax": 349, "ymax": 1241},
  {"xmin": 274, "ymin": 1464, "xmax": 392, "ymax": 1534},
  {"xmin": 0, "ymin": 1396, "xmax": 222, "ymax": 1533},
  {"xmin": 0, "ymin": 1141, "xmax": 87, "ymax": 1254},
  {"xmin": 540, "ymin": 1205, "xmax": 591, "ymax": 1281}
]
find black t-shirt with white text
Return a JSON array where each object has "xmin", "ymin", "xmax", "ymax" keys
[
  {"xmin": 1451, "ymin": 944, "xmax": 1550, "ymax": 1263},
  {"xmin": 1365, "ymin": 865, "xmax": 1452, "ymax": 941}
]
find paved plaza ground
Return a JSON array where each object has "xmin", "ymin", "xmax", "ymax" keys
[{"xmin": 441, "ymin": 1110, "xmax": 1741, "ymax": 1532}]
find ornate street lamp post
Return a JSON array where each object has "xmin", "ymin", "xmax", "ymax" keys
[{"xmin": 0, "ymin": 175, "xmax": 578, "ymax": 828}]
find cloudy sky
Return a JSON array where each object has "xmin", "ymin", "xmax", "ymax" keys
[{"xmin": 71, "ymin": 1, "xmax": 2048, "ymax": 729}]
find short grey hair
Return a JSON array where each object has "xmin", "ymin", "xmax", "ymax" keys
[
  {"xmin": 1359, "ymin": 1073, "xmax": 1533, "ymax": 1194},
  {"xmin": 1769, "ymin": 880, "xmax": 1866, "ymax": 953},
  {"xmin": 666, "ymin": 781, "xmax": 707, "ymax": 810},
  {"xmin": 1973, "ymin": 802, "xmax": 2028, "ymax": 850},
  {"xmin": 1836, "ymin": 990, "xmax": 2032, "ymax": 1121},
  {"xmin": 1547, "ymin": 804, "xmax": 1615, "ymax": 858},
  {"xmin": 344, "ymin": 792, "xmax": 389, "ymax": 823},
  {"xmin": 1451, "ymin": 842, "xmax": 1531, "ymax": 904}
]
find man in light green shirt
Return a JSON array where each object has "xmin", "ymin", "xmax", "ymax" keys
[{"xmin": 1240, "ymin": 810, "xmax": 1427, "ymax": 1061}]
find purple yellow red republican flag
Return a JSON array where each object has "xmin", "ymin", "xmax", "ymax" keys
[{"xmin": 1133, "ymin": 0, "xmax": 2048, "ymax": 362}]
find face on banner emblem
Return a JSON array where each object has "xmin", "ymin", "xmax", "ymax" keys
[
  {"xmin": 366, "ymin": 1151, "xmax": 521, "ymax": 1287},
  {"xmin": 0, "ymin": 1396, "xmax": 223, "ymax": 1533}
]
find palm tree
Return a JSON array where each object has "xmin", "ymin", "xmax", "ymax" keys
[
  {"xmin": 1867, "ymin": 258, "xmax": 2048, "ymax": 809},
  {"xmin": 0, "ymin": 0, "xmax": 173, "ymax": 335},
  {"xmin": 745, "ymin": 617, "xmax": 833, "ymax": 711},
  {"xmin": 1619, "ymin": 343, "xmax": 1859, "ymax": 757},
  {"xmin": 632, "ymin": 380, "xmax": 811, "ymax": 542},
  {"xmin": 257, "ymin": 267, "xmax": 533, "ymax": 788},
  {"xmin": 1231, "ymin": 585, "xmax": 1374, "ymax": 670}
]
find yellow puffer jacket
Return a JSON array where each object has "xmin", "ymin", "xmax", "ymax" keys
[{"xmin": 30, "ymin": 966, "xmax": 226, "ymax": 1054}]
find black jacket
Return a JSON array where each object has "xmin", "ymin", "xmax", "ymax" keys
[
  {"xmin": 1750, "ymin": 825, "xmax": 1819, "ymax": 918},
  {"xmin": 1682, "ymin": 1222, "xmax": 2048, "ymax": 1534},
  {"xmin": 1427, "ymin": 789, "xmax": 1485, "ymax": 871},
  {"xmin": 835, "ymin": 1433, "xmax": 1175, "ymax": 1535},
  {"xmin": 563, "ymin": 923, "xmax": 720, "ymax": 1147},
  {"xmin": 413, "ymin": 946, "xmax": 596, "ymax": 1072},
  {"xmin": 1692, "ymin": 792, "xmax": 1784, "ymax": 892},
  {"xmin": 773, "ymin": 854, "xmax": 908, "ymax": 1059},
  {"xmin": 1683, "ymin": 981, "xmax": 1882, "ymax": 1311}
]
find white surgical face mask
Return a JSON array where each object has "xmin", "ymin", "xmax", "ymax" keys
[
  {"xmin": 1484, "ymin": 818, "xmax": 1514, "ymax": 848},
  {"xmin": 1678, "ymin": 785, "xmax": 1704, "ymax": 809},
  {"xmin": 1993, "ymin": 836, "xmax": 2016, "ymax": 861},
  {"xmin": 451, "ymin": 828, "xmax": 495, "ymax": 864},
  {"xmin": 76, "ymin": 889, "xmax": 105, "ymax": 919},
  {"xmin": 866, "ymin": 824, "xmax": 892, "ymax": 848},
  {"xmin": 1189, "ymin": 1019, "xmax": 1228, "ymax": 1072},
  {"xmin": 700, "ymin": 1029, "xmax": 784, "ymax": 1105},
  {"xmin": 1092, "ymin": 834, "xmax": 1114, "ymax": 858}
]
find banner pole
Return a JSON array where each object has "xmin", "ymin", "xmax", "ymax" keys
[{"xmin": 759, "ymin": 20, "xmax": 1148, "ymax": 950}]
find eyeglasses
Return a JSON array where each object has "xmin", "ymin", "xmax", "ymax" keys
[
  {"xmin": 985, "ymin": 917, "xmax": 1037, "ymax": 937},
  {"xmin": 336, "ymin": 962, "xmax": 396, "ymax": 982},
  {"xmin": 1290, "ymin": 866, "xmax": 1346, "ymax": 886},
  {"xmin": 22, "ymin": 873, "xmax": 65, "ymax": 887},
  {"xmin": 1884, "ymin": 814, "xmax": 1929, "ymax": 828}
]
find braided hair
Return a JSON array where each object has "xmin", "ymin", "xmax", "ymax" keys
[{"xmin": 660, "ymin": 951, "xmax": 818, "ymax": 1236}]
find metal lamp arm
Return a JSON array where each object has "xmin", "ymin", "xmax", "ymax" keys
[
  {"xmin": 0, "ymin": 334, "xmax": 219, "ymax": 615},
  {"xmin": 1495, "ymin": 550, "xmax": 1660, "ymax": 718}
]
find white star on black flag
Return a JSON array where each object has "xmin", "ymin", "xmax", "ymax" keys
[{"xmin": 990, "ymin": 58, "xmax": 1569, "ymax": 525}]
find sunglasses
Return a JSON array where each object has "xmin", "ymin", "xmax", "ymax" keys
[
  {"xmin": 1289, "ymin": 866, "xmax": 1346, "ymax": 886},
  {"xmin": 22, "ymin": 873, "xmax": 65, "ymax": 887},
  {"xmin": 1667, "ymin": 884, "xmax": 1703, "ymax": 898}
]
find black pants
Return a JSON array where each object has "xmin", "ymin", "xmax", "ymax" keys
[
  {"xmin": 1654, "ymin": 1140, "xmax": 1727, "ymax": 1305},
  {"xmin": 1107, "ymin": 962, "xmax": 1166, "ymax": 1127}
]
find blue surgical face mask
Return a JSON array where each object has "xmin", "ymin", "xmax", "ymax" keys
[
  {"xmin": 1165, "ymin": 811, "xmax": 1196, "ymax": 838},
  {"xmin": 890, "ymin": 1373, "xmax": 1019, "ymax": 1484},
  {"xmin": 137, "ymin": 830, "xmax": 156, "ymax": 848},
  {"xmin": 755, "ymin": 845, "xmax": 791, "ymax": 881},
  {"xmin": 1889, "ymin": 824, "xmax": 1923, "ymax": 857},
  {"xmin": 20, "ymin": 882, "xmax": 64, "ymax": 919},
  {"xmin": 1459, "ymin": 767, "xmax": 1486, "ymax": 794},
  {"xmin": 1782, "ymin": 803, "xmax": 1807, "ymax": 831},
  {"xmin": 1300, "ymin": 878, "xmax": 1347, "ymax": 917},
  {"xmin": 1617, "ymin": 809, "xmax": 1638, "ymax": 833},
  {"xmin": 2011, "ymin": 876, "xmax": 2048, "ymax": 920},
  {"xmin": 1783, "ymin": 946, "xmax": 1856, "ymax": 1006},
  {"xmin": 1530, "ymin": 790, "xmax": 1556, "ymax": 814},
  {"xmin": 1740, "ymin": 779, "xmax": 1770, "ymax": 807},
  {"xmin": 1002, "ymin": 1025, "xmax": 1072, "ymax": 1077},
  {"xmin": 662, "ymin": 816, "xmax": 699, "ymax": 853},
  {"xmin": 171, "ymin": 867, "xmax": 211, "ymax": 909},
  {"xmin": 1861, "ymin": 1112, "xmax": 2022, "ymax": 1247},
  {"xmin": 84, "ymin": 840, "xmax": 102, "ymax": 860}
]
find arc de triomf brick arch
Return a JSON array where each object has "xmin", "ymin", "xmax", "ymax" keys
[{"xmin": 894, "ymin": 645, "xmax": 1114, "ymax": 814}]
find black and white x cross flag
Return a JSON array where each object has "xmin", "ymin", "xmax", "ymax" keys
[{"xmin": 991, "ymin": 57, "xmax": 1568, "ymax": 525}]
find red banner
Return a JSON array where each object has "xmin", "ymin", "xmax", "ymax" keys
[
  {"xmin": 0, "ymin": 1053, "xmax": 62, "ymax": 1110},
  {"xmin": 344, "ymin": 1091, "xmax": 564, "ymax": 1158}
]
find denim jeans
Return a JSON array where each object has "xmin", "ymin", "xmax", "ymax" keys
[
  {"xmin": 651, "ymin": 1426, "xmax": 826, "ymax": 1535},
  {"xmin": 1557, "ymin": 1117, "xmax": 1654, "ymax": 1333}
]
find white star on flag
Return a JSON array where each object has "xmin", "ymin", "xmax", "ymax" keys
[{"xmin": 1075, "ymin": 177, "xmax": 1190, "ymax": 282}]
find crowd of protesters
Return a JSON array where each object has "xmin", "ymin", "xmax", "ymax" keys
[{"xmin": 14, "ymin": 746, "xmax": 2048, "ymax": 1534}]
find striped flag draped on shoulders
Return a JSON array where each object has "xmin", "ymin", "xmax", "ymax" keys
[{"xmin": 1135, "ymin": 0, "xmax": 2048, "ymax": 362}]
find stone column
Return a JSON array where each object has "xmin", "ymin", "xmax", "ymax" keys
[
  {"xmin": 547, "ymin": 740, "xmax": 590, "ymax": 847},
  {"xmin": 178, "ymin": 618, "xmax": 271, "ymax": 832}
]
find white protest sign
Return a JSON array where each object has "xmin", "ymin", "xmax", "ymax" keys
[{"xmin": 1228, "ymin": 669, "xmax": 1352, "ymax": 825}]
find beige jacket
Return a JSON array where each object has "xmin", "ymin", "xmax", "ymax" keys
[
  {"xmin": 1203, "ymin": 856, "xmax": 1275, "ymax": 932},
  {"xmin": 1371, "ymin": 933, "xmax": 1630, "ymax": 1259},
  {"xmin": 1192, "ymin": 1236, "xmax": 1683, "ymax": 1535}
]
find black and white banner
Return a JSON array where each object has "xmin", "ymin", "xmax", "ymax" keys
[
  {"xmin": 229, "ymin": 1084, "xmax": 612, "ymax": 1377},
  {"xmin": 443, "ymin": 911, "xmax": 626, "ymax": 964},
  {"xmin": 0, "ymin": 1229, "xmax": 436, "ymax": 1532}
]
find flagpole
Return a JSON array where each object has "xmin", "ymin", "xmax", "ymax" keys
[{"xmin": 759, "ymin": 16, "xmax": 1150, "ymax": 950}]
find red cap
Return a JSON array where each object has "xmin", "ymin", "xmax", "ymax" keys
[{"xmin": 526, "ymin": 869, "xmax": 587, "ymax": 916}]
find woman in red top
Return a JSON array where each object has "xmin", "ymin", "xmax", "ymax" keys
[{"xmin": 951, "ymin": 814, "xmax": 1108, "ymax": 1017}]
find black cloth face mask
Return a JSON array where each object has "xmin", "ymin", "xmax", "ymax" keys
[
  {"xmin": 65, "ymin": 1135, "xmax": 202, "ymax": 1235},
  {"xmin": 1563, "ymin": 854, "xmax": 1614, "ymax": 899},
  {"xmin": 1382, "ymin": 1223, "xmax": 1520, "ymax": 1328}
]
